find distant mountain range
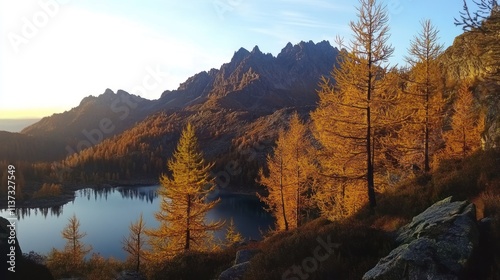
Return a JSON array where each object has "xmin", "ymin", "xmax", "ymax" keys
[
  {"xmin": 4, "ymin": 29, "xmax": 500, "ymax": 185},
  {"xmin": 0, "ymin": 119, "xmax": 40, "ymax": 133},
  {"xmin": 1, "ymin": 40, "xmax": 340, "ymax": 183}
]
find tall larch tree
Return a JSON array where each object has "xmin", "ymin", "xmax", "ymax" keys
[
  {"xmin": 400, "ymin": 19, "xmax": 445, "ymax": 172},
  {"xmin": 442, "ymin": 80, "xmax": 484, "ymax": 159},
  {"xmin": 146, "ymin": 123, "xmax": 223, "ymax": 261},
  {"xmin": 61, "ymin": 214, "xmax": 92, "ymax": 273},
  {"xmin": 258, "ymin": 113, "xmax": 312, "ymax": 230},
  {"xmin": 122, "ymin": 213, "xmax": 146, "ymax": 273},
  {"xmin": 311, "ymin": 0, "xmax": 394, "ymax": 215}
]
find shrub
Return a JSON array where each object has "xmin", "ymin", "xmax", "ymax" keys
[
  {"xmin": 146, "ymin": 249, "xmax": 236, "ymax": 280},
  {"xmin": 85, "ymin": 253, "xmax": 123, "ymax": 280},
  {"xmin": 244, "ymin": 218, "xmax": 393, "ymax": 280}
]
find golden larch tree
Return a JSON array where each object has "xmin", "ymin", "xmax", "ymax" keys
[
  {"xmin": 258, "ymin": 113, "xmax": 312, "ymax": 230},
  {"xmin": 122, "ymin": 213, "xmax": 146, "ymax": 272},
  {"xmin": 146, "ymin": 123, "xmax": 223, "ymax": 260},
  {"xmin": 224, "ymin": 218, "xmax": 244, "ymax": 246},
  {"xmin": 61, "ymin": 214, "xmax": 92, "ymax": 273},
  {"xmin": 442, "ymin": 80, "xmax": 484, "ymax": 159},
  {"xmin": 311, "ymin": 0, "xmax": 394, "ymax": 217},
  {"xmin": 399, "ymin": 19, "xmax": 446, "ymax": 172}
]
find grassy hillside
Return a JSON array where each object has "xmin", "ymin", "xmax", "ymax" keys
[{"xmin": 143, "ymin": 150, "xmax": 500, "ymax": 280}]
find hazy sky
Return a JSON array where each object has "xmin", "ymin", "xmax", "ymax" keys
[{"xmin": 0, "ymin": 0, "xmax": 467, "ymax": 119}]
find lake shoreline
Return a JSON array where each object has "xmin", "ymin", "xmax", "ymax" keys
[
  {"xmin": 0, "ymin": 179, "xmax": 159, "ymax": 210},
  {"xmin": 3, "ymin": 183, "xmax": 273, "ymax": 261},
  {"xmin": 0, "ymin": 179, "xmax": 262, "ymax": 210}
]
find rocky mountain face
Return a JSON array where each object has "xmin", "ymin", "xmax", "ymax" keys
[
  {"xmin": 22, "ymin": 89, "xmax": 153, "ymax": 139},
  {"xmin": 156, "ymin": 40, "xmax": 339, "ymax": 113},
  {"xmin": 20, "ymin": 89, "xmax": 154, "ymax": 155},
  {"xmin": 9, "ymin": 41, "xmax": 338, "ymax": 164},
  {"xmin": 440, "ymin": 16, "xmax": 500, "ymax": 149}
]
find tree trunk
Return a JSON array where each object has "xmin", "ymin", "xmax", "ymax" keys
[
  {"xmin": 367, "ymin": 57, "xmax": 376, "ymax": 209},
  {"xmin": 424, "ymin": 64, "xmax": 431, "ymax": 172},
  {"xmin": 185, "ymin": 194, "xmax": 191, "ymax": 251},
  {"xmin": 279, "ymin": 155, "xmax": 289, "ymax": 231}
]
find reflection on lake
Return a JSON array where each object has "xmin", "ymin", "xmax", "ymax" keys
[
  {"xmin": 0, "ymin": 186, "xmax": 274, "ymax": 260},
  {"xmin": 14, "ymin": 187, "xmax": 158, "ymax": 219}
]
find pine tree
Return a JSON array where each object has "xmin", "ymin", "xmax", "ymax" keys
[
  {"xmin": 61, "ymin": 214, "xmax": 92, "ymax": 273},
  {"xmin": 399, "ymin": 19, "xmax": 446, "ymax": 172},
  {"xmin": 146, "ymin": 123, "xmax": 223, "ymax": 260},
  {"xmin": 224, "ymin": 218, "xmax": 244, "ymax": 246},
  {"xmin": 311, "ymin": 0, "xmax": 394, "ymax": 215},
  {"xmin": 122, "ymin": 213, "xmax": 146, "ymax": 272},
  {"xmin": 259, "ymin": 129, "xmax": 290, "ymax": 231},
  {"xmin": 285, "ymin": 113, "xmax": 313, "ymax": 228},
  {"xmin": 258, "ymin": 113, "xmax": 312, "ymax": 230},
  {"xmin": 442, "ymin": 80, "xmax": 484, "ymax": 159}
]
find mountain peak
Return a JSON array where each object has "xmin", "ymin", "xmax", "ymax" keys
[
  {"xmin": 277, "ymin": 40, "xmax": 336, "ymax": 61},
  {"xmin": 251, "ymin": 45, "xmax": 262, "ymax": 54},
  {"xmin": 228, "ymin": 47, "xmax": 251, "ymax": 66}
]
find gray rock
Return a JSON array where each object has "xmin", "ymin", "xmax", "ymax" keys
[
  {"xmin": 218, "ymin": 261, "xmax": 251, "ymax": 280},
  {"xmin": 363, "ymin": 197, "xmax": 479, "ymax": 280},
  {"xmin": 234, "ymin": 249, "xmax": 260, "ymax": 265},
  {"xmin": 0, "ymin": 216, "xmax": 22, "ymax": 280},
  {"xmin": 115, "ymin": 270, "xmax": 146, "ymax": 280},
  {"xmin": 396, "ymin": 197, "xmax": 476, "ymax": 244},
  {"xmin": 218, "ymin": 249, "xmax": 261, "ymax": 280}
]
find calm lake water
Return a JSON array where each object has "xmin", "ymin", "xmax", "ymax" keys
[{"xmin": 0, "ymin": 185, "xmax": 274, "ymax": 260}]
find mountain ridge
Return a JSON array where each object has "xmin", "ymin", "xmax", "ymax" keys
[{"xmin": 17, "ymin": 40, "xmax": 339, "ymax": 160}]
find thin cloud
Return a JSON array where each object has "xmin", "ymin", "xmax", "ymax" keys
[
  {"xmin": 277, "ymin": 0, "xmax": 353, "ymax": 12},
  {"xmin": 279, "ymin": 10, "xmax": 347, "ymax": 30}
]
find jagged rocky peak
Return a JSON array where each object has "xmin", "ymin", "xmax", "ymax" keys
[
  {"xmin": 178, "ymin": 69, "xmax": 218, "ymax": 91},
  {"xmin": 79, "ymin": 95, "xmax": 99, "ymax": 106},
  {"xmin": 251, "ymin": 45, "xmax": 262, "ymax": 54},
  {"xmin": 80, "ymin": 88, "xmax": 114, "ymax": 105},
  {"xmin": 116, "ymin": 89, "xmax": 131, "ymax": 96},
  {"xmin": 231, "ymin": 47, "xmax": 251, "ymax": 63},
  {"xmin": 277, "ymin": 40, "xmax": 336, "ymax": 62},
  {"xmin": 102, "ymin": 88, "xmax": 115, "ymax": 96}
]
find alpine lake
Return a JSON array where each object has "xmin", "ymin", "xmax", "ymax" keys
[{"xmin": 0, "ymin": 185, "xmax": 274, "ymax": 260}]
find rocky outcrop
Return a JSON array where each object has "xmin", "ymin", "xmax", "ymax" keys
[
  {"xmin": 440, "ymin": 16, "xmax": 500, "ymax": 150},
  {"xmin": 0, "ymin": 216, "xmax": 22, "ymax": 280},
  {"xmin": 218, "ymin": 249, "xmax": 261, "ymax": 280},
  {"xmin": 115, "ymin": 270, "xmax": 146, "ymax": 280},
  {"xmin": 363, "ymin": 197, "xmax": 479, "ymax": 280},
  {"xmin": 0, "ymin": 217, "xmax": 54, "ymax": 280}
]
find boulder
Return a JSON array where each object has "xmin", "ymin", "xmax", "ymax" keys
[
  {"xmin": 219, "ymin": 249, "xmax": 261, "ymax": 280},
  {"xmin": 115, "ymin": 270, "xmax": 146, "ymax": 280},
  {"xmin": 218, "ymin": 261, "xmax": 251, "ymax": 280},
  {"xmin": 234, "ymin": 249, "xmax": 260, "ymax": 265},
  {"xmin": 363, "ymin": 197, "xmax": 479, "ymax": 280},
  {"xmin": 0, "ymin": 216, "xmax": 55, "ymax": 280},
  {"xmin": 0, "ymin": 216, "xmax": 22, "ymax": 280}
]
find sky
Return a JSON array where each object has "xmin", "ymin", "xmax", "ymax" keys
[{"xmin": 0, "ymin": 0, "xmax": 468, "ymax": 119}]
